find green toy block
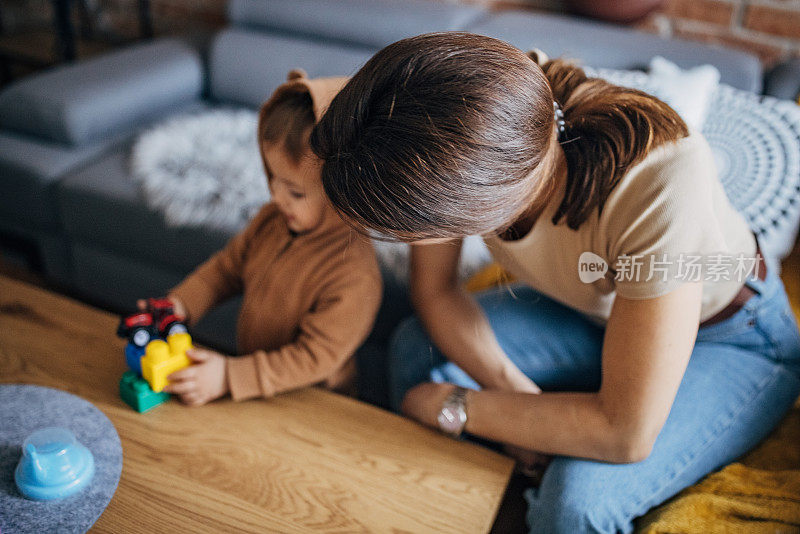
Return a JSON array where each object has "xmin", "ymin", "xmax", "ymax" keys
[{"xmin": 119, "ymin": 371, "xmax": 170, "ymax": 413}]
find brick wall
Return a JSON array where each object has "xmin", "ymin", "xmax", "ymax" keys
[
  {"xmin": 4, "ymin": 0, "xmax": 799, "ymax": 69},
  {"xmin": 474, "ymin": 0, "xmax": 800, "ymax": 67},
  {"xmin": 640, "ymin": 0, "xmax": 800, "ymax": 67}
]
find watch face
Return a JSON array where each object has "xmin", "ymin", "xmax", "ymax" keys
[{"xmin": 438, "ymin": 406, "xmax": 466, "ymax": 434}]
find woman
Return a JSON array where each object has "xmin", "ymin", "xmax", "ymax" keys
[{"xmin": 310, "ymin": 33, "xmax": 800, "ymax": 533}]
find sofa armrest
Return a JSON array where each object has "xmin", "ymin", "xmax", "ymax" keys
[
  {"xmin": 764, "ymin": 58, "xmax": 800, "ymax": 101},
  {"xmin": 0, "ymin": 39, "xmax": 203, "ymax": 146}
]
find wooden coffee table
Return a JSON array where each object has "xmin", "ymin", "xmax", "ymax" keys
[{"xmin": 0, "ymin": 276, "xmax": 513, "ymax": 533}]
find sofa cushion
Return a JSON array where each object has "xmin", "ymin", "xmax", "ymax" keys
[
  {"xmin": 227, "ymin": 0, "xmax": 486, "ymax": 49},
  {"xmin": 0, "ymin": 39, "xmax": 203, "ymax": 146},
  {"xmin": 57, "ymin": 142, "xmax": 234, "ymax": 273},
  {"xmin": 0, "ymin": 131, "xmax": 119, "ymax": 231},
  {"xmin": 469, "ymin": 11, "xmax": 762, "ymax": 93},
  {"xmin": 209, "ymin": 29, "xmax": 374, "ymax": 108}
]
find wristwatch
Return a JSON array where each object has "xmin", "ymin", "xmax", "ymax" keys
[{"xmin": 437, "ymin": 386, "xmax": 469, "ymax": 437}]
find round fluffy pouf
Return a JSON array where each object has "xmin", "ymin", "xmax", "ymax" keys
[
  {"xmin": 130, "ymin": 108, "xmax": 268, "ymax": 233},
  {"xmin": 0, "ymin": 385, "xmax": 123, "ymax": 534}
]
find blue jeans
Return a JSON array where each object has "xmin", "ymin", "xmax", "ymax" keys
[{"xmin": 388, "ymin": 261, "xmax": 800, "ymax": 533}]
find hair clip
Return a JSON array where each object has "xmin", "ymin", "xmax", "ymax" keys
[{"xmin": 553, "ymin": 101, "xmax": 566, "ymax": 137}]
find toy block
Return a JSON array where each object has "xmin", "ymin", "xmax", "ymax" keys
[
  {"xmin": 119, "ymin": 371, "xmax": 170, "ymax": 413},
  {"xmin": 167, "ymin": 332, "xmax": 192, "ymax": 358},
  {"xmin": 140, "ymin": 333, "xmax": 193, "ymax": 393},
  {"xmin": 124, "ymin": 343, "xmax": 145, "ymax": 376}
]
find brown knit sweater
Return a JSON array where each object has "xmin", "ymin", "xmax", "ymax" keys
[
  {"xmin": 169, "ymin": 202, "xmax": 382, "ymax": 400},
  {"xmin": 169, "ymin": 70, "xmax": 382, "ymax": 401}
]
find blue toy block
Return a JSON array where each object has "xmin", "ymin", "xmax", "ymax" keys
[{"xmin": 125, "ymin": 343, "xmax": 145, "ymax": 376}]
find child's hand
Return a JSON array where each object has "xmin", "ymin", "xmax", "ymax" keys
[{"xmin": 164, "ymin": 348, "xmax": 229, "ymax": 406}]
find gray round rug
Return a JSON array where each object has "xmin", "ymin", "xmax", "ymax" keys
[{"xmin": 0, "ymin": 385, "xmax": 123, "ymax": 534}]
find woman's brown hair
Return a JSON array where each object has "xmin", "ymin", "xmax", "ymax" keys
[{"xmin": 310, "ymin": 32, "xmax": 688, "ymax": 240}]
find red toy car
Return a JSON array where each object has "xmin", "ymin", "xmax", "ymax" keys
[
  {"xmin": 146, "ymin": 298, "xmax": 188, "ymax": 338},
  {"xmin": 117, "ymin": 298, "xmax": 187, "ymax": 346}
]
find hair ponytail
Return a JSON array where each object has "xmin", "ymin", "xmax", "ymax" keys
[{"xmin": 538, "ymin": 58, "xmax": 689, "ymax": 229}]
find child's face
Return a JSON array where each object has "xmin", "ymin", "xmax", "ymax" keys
[{"xmin": 262, "ymin": 141, "xmax": 328, "ymax": 234}]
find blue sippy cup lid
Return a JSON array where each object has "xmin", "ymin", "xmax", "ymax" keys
[{"xmin": 15, "ymin": 426, "xmax": 95, "ymax": 500}]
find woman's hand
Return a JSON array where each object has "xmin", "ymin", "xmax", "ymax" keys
[
  {"xmin": 164, "ymin": 348, "xmax": 229, "ymax": 406},
  {"xmin": 400, "ymin": 382, "xmax": 457, "ymax": 428}
]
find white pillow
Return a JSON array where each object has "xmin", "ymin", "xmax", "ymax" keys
[{"xmin": 646, "ymin": 56, "xmax": 720, "ymax": 129}]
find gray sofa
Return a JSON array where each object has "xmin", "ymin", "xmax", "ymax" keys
[{"xmin": 0, "ymin": 0, "xmax": 784, "ymax": 406}]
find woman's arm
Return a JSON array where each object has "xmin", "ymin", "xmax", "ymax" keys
[
  {"xmin": 410, "ymin": 241, "xmax": 540, "ymax": 393},
  {"xmin": 403, "ymin": 281, "xmax": 703, "ymax": 463}
]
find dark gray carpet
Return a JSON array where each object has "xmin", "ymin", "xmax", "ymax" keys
[{"xmin": 0, "ymin": 384, "xmax": 122, "ymax": 534}]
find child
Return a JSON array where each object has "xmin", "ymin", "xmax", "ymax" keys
[{"xmin": 142, "ymin": 70, "xmax": 382, "ymax": 406}]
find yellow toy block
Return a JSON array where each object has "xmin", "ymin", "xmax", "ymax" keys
[{"xmin": 141, "ymin": 333, "xmax": 193, "ymax": 393}]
